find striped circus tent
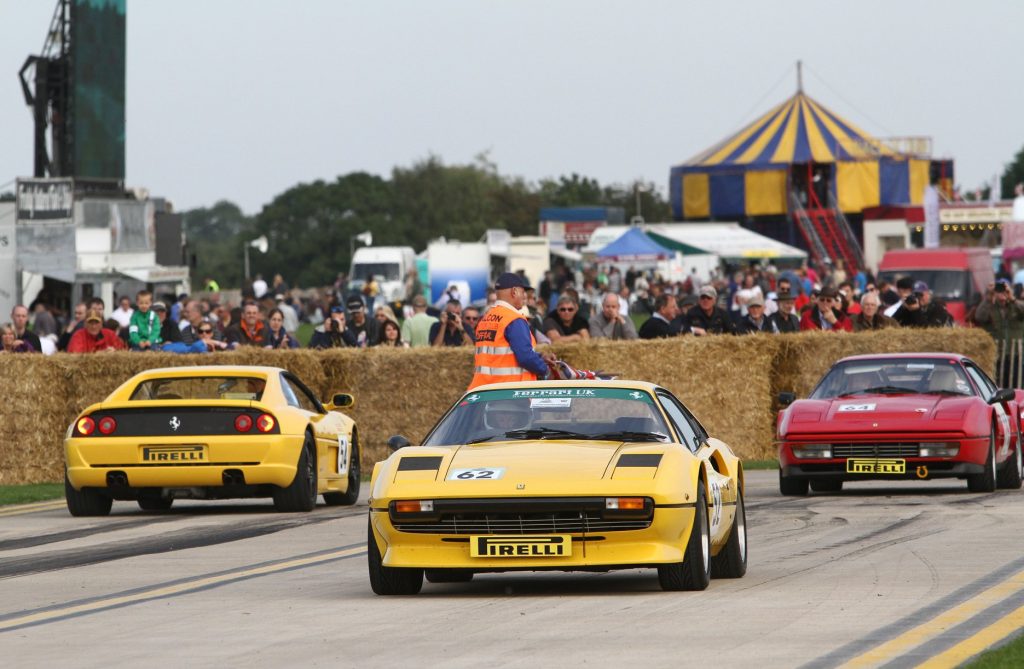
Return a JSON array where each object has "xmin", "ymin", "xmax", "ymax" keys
[{"xmin": 670, "ymin": 91, "xmax": 933, "ymax": 220}]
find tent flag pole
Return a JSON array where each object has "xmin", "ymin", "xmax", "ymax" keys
[{"xmin": 797, "ymin": 60, "xmax": 803, "ymax": 93}]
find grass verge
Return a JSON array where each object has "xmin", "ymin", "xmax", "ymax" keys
[
  {"xmin": 743, "ymin": 459, "xmax": 779, "ymax": 470},
  {"xmin": 0, "ymin": 483, "xmax": 63, "ymax": 506},
  {"xmin": 965, "ymin": 634, "xmax": 1024, "ymax": 668}
]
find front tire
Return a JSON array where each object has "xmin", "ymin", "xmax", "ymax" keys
[
  {"xmin": 658, "ymin": 481, "xmax": 711, "ymax": 591},
  {"xmin": 323, "ymin": 433, "xmax": 361, "ymax": 506},
  {"xmin": 367, "ymin": 519, "xmax": 423, "ymax": 595},
  {"xmin": 967, "ymin": 429, "xmax": 998, "ymax": 493},
  {"xmin": 997, "ymin": 435, "xmax": 1023, "ymax": 490},
  {"xmin": 779, "ymin": 468, "xmax": 809, "ymax": 496},
  {"xmin": 273, "ymin": 435, "xmax": 318, "ymax": 512},
  {"xmin": 64, "ymin": 473, "xmax": 112, "ymax": 517},
  {"xmin": 711, "ymin": 486, "xmax": 747, "ymax": 579}
]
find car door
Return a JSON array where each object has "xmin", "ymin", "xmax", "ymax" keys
[
  {"xmin": 963, "ymin": 362, "xmax": 1015, "ymax": 460},
  {"xmin": 280, "ymin": 373, "xmax": 348, "ymax": 483}
]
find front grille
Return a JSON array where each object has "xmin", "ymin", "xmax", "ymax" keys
[
  {"xmin": 832, "ymin": 443, "xmax": 921, "ymax": 458},
  {"xmin": 393, "ymin": 512, "xmax": 651, "ymax": 534},
  {"xmin": 390, "ymin": 496, "xmax": 653, "ymax": 535}
]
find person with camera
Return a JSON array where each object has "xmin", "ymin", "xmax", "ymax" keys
[
  {"xmin": 892, "ymin": 281, "xmax": 953, "ymax": 328},
  {"xmin": 309, "ymin": 304, "xmax": 357, "ymax": 349},
  {"xmin": 974, "ymin": 280, "xmax": 1024, "ymax": 385},
  {"xmin": 430, "ymin": 299, "xmax": 473, "ymax": 347}
]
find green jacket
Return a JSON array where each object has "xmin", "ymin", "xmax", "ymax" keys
[
  {"xmin": 128, "ymin": 309, "xmax": 163, "ymax": 347},
  {"xmin": 974, "ymin": 299, "xmax": 1024, "ymax": 343}
]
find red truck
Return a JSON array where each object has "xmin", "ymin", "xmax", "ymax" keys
[{"xmin": 876, "ymin": 247, "xmax": 995, "ymax": 324}]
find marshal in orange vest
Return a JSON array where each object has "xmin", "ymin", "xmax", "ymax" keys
[{"xmin": 468, "ymin": 304, "xmax": 538, "ymax": 390}]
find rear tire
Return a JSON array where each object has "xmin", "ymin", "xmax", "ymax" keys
[
  {"xmin": 367, "ymin": 518, "xmax": 423, "ymax": 595},
  {"xmin": 810, "ymin": 479, "xmax": 843, "ymax": 493},
  {"xmin": 658, "ymin": 481, "xmax": 711, "ymax": 591},
  {"xmin": 323, "ymin": 434, "xmax": 361, "ymax": 506},
  {"xmin": 425, "ymin": 569, "xmax": 474, "ymax": 583},
  {"xmin": 273, "ymin": 435, "xmax": 318, "ymax": 512},
  {"xmin": 967, "ymin": 429, "xmax": 998, "ymax": 493},
  {"xmin": 711, "ymin": 486, "xmax": 747, "ymax": 579},
  {"xmin": 779, "ymin": 469, "xmax": 809, "ymax": 496},
  {"xmin": 996, "ymin": 434, "xmax": 1023, "ymax": 490},
  {"xmin": 64, "ymin": 473, "xmax": 112, "ymax": 517}
]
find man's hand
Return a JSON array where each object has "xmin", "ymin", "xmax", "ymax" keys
[
  {"xmin": 541, "ymin": 352, "xmax": 557, "ymax": 364},
  {"xmin": 691, "ymin": 326, "xmax": 707, "ymax": 336},
  {"xmin": 821, "ymin": 308, "xmax": 837, "ymax": 325},
  {"xmin": 451, "ymin": 313, "xmax": 463, "ymax": 331}
]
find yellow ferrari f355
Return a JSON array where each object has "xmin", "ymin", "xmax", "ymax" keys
[
  {"xmin": 64, "ymin": 366, "xmax": 360, "ymax": 515},
  {"xmin": 367, "ymin": 380, "xmax": 747, "ymax": 594}
]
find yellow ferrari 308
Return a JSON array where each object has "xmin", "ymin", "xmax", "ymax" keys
[
  {"xmin": 368, "ymin": 380, "xmax": 747, "ymax": 594},
  {"xmin": 64, "ymin": 366, "xmax": 360, "ymax": 515}
]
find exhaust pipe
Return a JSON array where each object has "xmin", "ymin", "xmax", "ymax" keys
[{"xmin": 106, "ymin": 471, "xmax": 129, "ymax": 487}]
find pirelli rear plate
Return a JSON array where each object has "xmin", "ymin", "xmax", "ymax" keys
[
  {"xmin": 470, "ymin": 535, "xmax": 572, "ymax": 558},
  {"xmin": 846, "ymin": 458, "xmax": 905, "ymax": 474},
  {"xmin": 141, "ymin": 445, "xmax": 208, "ymax": 463}
]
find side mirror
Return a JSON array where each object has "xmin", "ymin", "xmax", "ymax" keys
[
  {"xmin": 990, "ymin": 388, "xmax": 1015, "ymax": 404},
  {"xmin": 388, "ymin": 435, "xmax": 411, "ymax": 453},
  {"xmin": 778, "ymin": 392, "xmax": 796, "ymax": 407},
  {"xmin": 328, "ymin": 393, "xmax": 355, "ymax": 409}
]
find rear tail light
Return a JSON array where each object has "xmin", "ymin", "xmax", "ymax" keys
[
  {"xmin": 234, "ymin": 414, "xmax": 253, "ymax": 432},
  {"xmin": 76, "ymin": 417, "xmax": 96, "ymax": 436},
  {"xmin": 97, "ymin": 416, "xmax": 117, "ymax": 435},
  {"xmin": 256, "ymin": 414, "xmax": 275, "ymax": 433}
]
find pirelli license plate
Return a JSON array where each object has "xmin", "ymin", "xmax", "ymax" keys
[
  {"xmin": 470, "ymin": 535, "xmax": 572, "ymax": 558},
  {"xmin": 846, "ymin": 458, "xmax": 905, "ymax": 474},
  {"xmin": 141, "ymin": 445, "xmax": 207, "ymax": 463}
]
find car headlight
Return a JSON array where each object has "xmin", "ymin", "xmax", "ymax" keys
[
  {"xmin": 792, "ymin": 444, "xmax": 831, "ymax": 459},
  {"xmin": 919, "ymin": 442, "xmax": 960, "ymax": 457}
]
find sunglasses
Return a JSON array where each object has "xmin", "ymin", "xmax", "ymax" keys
[
  {"xmin": 557, "ymin": 307, "xmax": 576, "ymax": 312},
  {"xmin": 199, "ymin": 328, "xmax": 213, "ymax": 334},
  {"xmin": 699, "ymin": 295, "xmax": 714, "ymax": 300},
  {"xmin": 463, "ymin": 315, "xmax": 479, "ymax": 321}
]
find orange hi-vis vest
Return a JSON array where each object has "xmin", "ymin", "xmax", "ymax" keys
[{"xmin": 468, "ymin": 304, "xmax": 538, "ymax": 390}]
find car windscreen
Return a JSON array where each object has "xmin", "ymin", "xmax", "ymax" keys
[
  {"xmin": 129, "ymin": 376, "xmax": 267, "ymax": 401},
  {"xmin": 422, "ymin": 387, "xmax": 671, "ymax": 445},
  {"xmin": 876, "ymin": 270, "xmax": 969, "ymax": 302},
  {"xmin": 809, "ymin": 360, "xmax": 973, "ymax": 399},
  {"xmin": 350, "ymin": 262, "xmax": 401, "ymax": 281}
]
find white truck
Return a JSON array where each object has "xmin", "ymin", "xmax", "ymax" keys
[
  {"xmin": 506, "ymin": 236, "xmax": 550, "ymax": 290},
  {"xmin": 348, "ymin": 246, "xmax": 416, "ymax": 304},
  {"xmin": 427, "ymin": 240, "xmax": 490, "ymax": 306}
]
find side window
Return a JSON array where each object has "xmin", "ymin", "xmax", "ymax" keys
[
  {"xmin": 279, "ymin": 375, "xmax": 301, "ymax": 409},
  {"xmin": 964, "ymin": 364, "xmax": 996, "ymax": 398},
  {"xmin": 658, "ymin": 393, "xmax": 700, "ymax": 452}
]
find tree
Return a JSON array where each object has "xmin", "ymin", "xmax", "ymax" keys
[{"xmin": 1001, "ymin": 145, "xmax": 1024, "ymax": 200}]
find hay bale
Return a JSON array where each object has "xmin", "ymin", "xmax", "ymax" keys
[{"xmin": 0, "ymin": 328, "xmax": 999, "ymax": 484}]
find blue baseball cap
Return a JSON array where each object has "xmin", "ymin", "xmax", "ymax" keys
[{"xmin": 494, "ymin": 272, "xmax": 529, "ymax": 290}]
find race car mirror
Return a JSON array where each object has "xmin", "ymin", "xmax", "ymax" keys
[
  {"xmin": 330, "ymin": 393, "xmax": 355, "ymax": 409},
  {"xmin": 388, "ymin": 435, "xmax": 411, "ymax": 453},
  {"xmin": 778, "ymin": 392, "xmax": 796, "ymax": 407},
  {"xmin": 989, "ymin": 388, "xmax": 1015, "ymax": 405}
]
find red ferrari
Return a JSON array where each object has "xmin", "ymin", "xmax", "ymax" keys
[{"xmin": 777, "ymin": 353, "xmax": 1024, "ymax": 494}]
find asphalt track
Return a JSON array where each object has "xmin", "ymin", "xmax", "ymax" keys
[{"xmin": 1, "ymin": 471, "xmax": 1023, "ymax": 668}]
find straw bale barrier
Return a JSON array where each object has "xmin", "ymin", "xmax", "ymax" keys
[{"xmin": 0, "ymin": 329, "xmax": 994, "ymax": 485}]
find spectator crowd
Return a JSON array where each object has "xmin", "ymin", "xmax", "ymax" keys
[{"xmin": 9, "ymin": 257, "xmax": 1018, "ymax": 357}]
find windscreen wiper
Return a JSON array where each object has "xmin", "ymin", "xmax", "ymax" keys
[
  {"xmin": 921, "ymin": 389, "xmax": 970, "ymax": 396},
  {"xmin": 589, "ymin": 431, "xmax": 670, "ymax": 442},
  {"xmin": 502, "ymin": 427, "xmax": 589, "ymax": 440},
  {"xmin": 838, "ymin": 385, "xmax": 918, "ymax": 397}
]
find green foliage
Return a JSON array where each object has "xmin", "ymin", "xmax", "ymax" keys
[
  {"xmin": 0, "ymin": 191, "xmax": 14, "ymax": 202},
  {"xmin": 1000, "ymin": 144, "xmax": 1024, "ymax": 199},
  {"xmin": 965, "ymin": 633, "xmax": 1024, "ymax": 668},
  {"xmin": 179, "ymin": 157, "xmax": 673, "ymax": 290}
]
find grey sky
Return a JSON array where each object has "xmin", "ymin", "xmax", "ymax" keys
[{"xmin": 2, "ymin": 0, "xmax": 1021, "ymax": 215}]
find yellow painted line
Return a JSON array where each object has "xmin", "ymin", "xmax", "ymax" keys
[
  {"xmin": 914, "ymin": 603, "xmax": 1024, "ymax": 669},
  {"xmin": 840, "ymin": 569, "xmax": 1024, "ymax": 668},
  {"xmin": 0, "ymin": 500, "xmax": 65, "ymax": 517},
  {"xmin": 0, "ymin": 546, "xmax": 365, "ymax": 632}
]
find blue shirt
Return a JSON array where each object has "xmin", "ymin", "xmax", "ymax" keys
[{"xmin": 504, "ymin": 318, "xmax": 549, "ymax": 378}]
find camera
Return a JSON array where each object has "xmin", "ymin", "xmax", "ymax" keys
[
  {"xmin": 995, "ymin": 282, "xmax": 1009, "ymax": 294},
  {"xmin": 904, "ymin": 295, "xmax": 918, "ymax": 306}
]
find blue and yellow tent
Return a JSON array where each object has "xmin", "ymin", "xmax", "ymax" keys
[{"xmin": 669, "ymin": 92, "xmax": 933, "ymax": 220}]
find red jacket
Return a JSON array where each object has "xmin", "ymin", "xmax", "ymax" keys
[
  {"xmin": 799, "ymin": 307, "xmax": 853, "ymax": 332},
  {"xmin": 68, "ymin": 328, "xmax": 127, "ymax": 353}
]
